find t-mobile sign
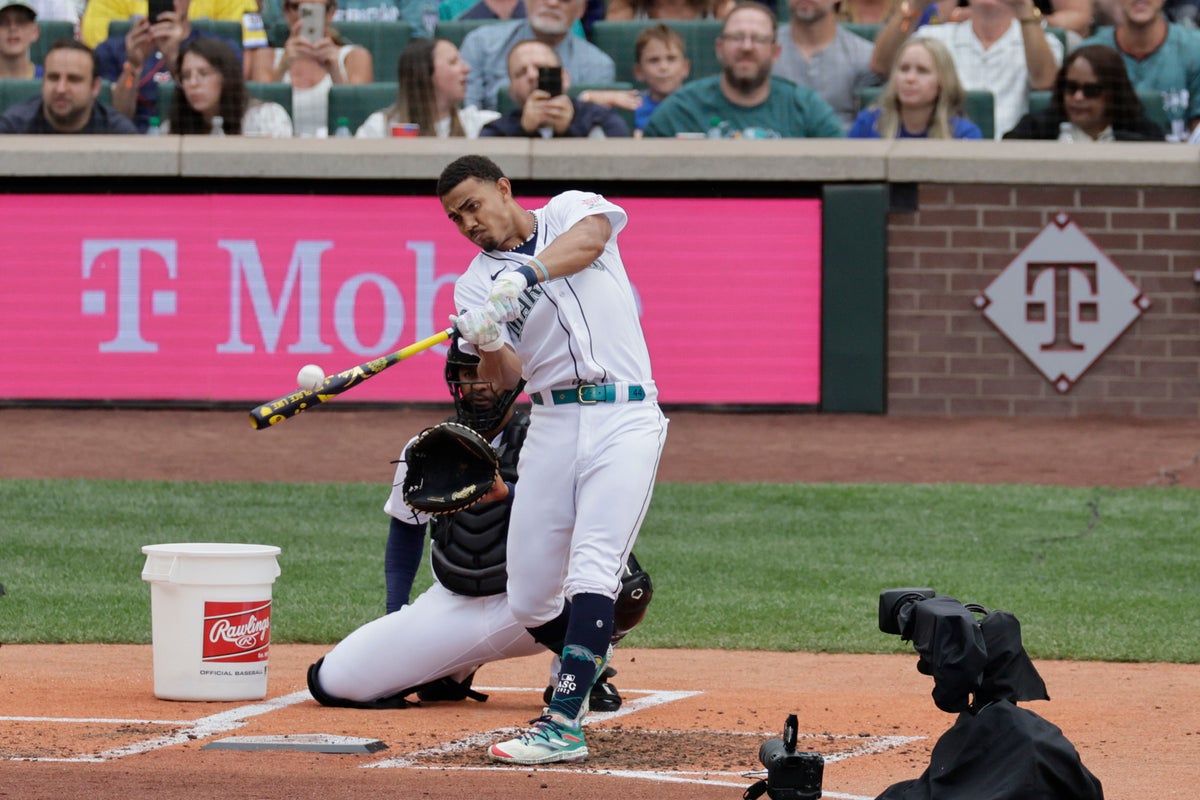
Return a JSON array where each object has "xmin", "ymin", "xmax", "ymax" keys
[{"xmin": 0, "ymin": 193, "xmax": 821, "ymax": 405}]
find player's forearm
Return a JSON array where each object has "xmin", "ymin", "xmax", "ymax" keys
[
  {"xmin": 477, "ymin": 346, "xmax": 524, "ymax": 392},
  {"xmin": 532, "ymin": 215, "xmax": 611, "ymax": 279}
]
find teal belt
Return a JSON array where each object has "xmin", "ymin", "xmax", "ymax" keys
[{"xmin": 530, "ymin": 383, "xmax": 646, "ymax": 406}]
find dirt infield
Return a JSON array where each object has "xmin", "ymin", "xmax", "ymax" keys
[{"xmin": 2, "ymin": 408, "xmax": 1199, "ymax": 799}]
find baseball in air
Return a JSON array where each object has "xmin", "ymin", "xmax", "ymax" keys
[{"xmin": 297, "ymin": 364, "xmax": 326, "ymax": 392}]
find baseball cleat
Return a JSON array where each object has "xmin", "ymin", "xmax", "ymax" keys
[{"xmin": 489, "ymin": 712, "xmax": 588, "ymax": 764}]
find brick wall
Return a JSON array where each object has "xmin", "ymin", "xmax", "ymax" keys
[{"xmin": 887, "ymin": 184, "xmax": 1200, "ymax": 418}]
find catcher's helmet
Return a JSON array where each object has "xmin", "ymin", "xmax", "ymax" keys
[
  {"xmin": 445, "ymin": 338, "xmax": 522, "ymax": 434},
  {"xmin": 613, "ymin": 552, "xmax": 653, "ymax": 643}
]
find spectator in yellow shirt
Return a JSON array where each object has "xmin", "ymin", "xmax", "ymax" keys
[{"xmin": 80, "ymin": 0, "xmax": 258, "ymax": 48}]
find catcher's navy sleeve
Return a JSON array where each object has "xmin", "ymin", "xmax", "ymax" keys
[{"xmin": 384, "ymin": 518, "xmax": 425, "ymax": 614}]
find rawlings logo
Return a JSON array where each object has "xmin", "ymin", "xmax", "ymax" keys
[{"xmin": 203, "ymin": 601, "xmax": 272, "ymax": 662}]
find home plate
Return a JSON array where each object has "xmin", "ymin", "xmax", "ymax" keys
[{"xmin": 202, "ymin": 734, "xmax": 388, "ymax": 754}]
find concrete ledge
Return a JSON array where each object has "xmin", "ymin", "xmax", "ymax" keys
[
  {"xmin": 884, "ymin": 139, "xmax": 1200, "ymax": 186},
  {"xmin": 177, "ymin": 137, "xmax": 531, "ymax": 179},
  {"xmin": 3, "ymin": 137, "xmax": 1198, "ymax": 187},
  {"xmin": 0, "ymin": 135, "xmax": 179, "ymax": 176},
  {"xmin": 529, "ymin": 138, "xmax": 890, "ymax": 181}
]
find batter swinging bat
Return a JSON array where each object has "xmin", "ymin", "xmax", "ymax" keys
[{"xmin": 249, "ymin": 327, "xmax": 456, "ymax": 430}]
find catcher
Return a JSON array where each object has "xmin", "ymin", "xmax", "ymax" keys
[{"xmin": 307, "ymin": 339, "xmax": 652, "ymax": 709}]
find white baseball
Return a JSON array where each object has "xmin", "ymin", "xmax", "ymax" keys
[{"xmin": 297, "ymin": 364, "xmax": 326, "ymax": 392}]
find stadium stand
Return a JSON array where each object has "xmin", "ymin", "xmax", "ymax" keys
[{"xmin": 328, "ymin": 81, "xmax": 399, "ymax": 131}]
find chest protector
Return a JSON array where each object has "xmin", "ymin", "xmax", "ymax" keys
[{"xmin": 429, "ymin": 411, "xmax": 529, "ymax": 596}]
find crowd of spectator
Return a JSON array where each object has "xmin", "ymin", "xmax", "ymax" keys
[{"xmin": 0, "ymin": 0, "xmax": 1197, "ymax": 140}]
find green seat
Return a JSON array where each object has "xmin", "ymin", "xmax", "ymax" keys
[
  {"xmin": 433, "ymin": 18, "xmax": 505, "ymax": 48},
  {"xmin": 328, "ymin": 81, "xmax": 398, "ymax": 132},
  {"xmin": 31, "ymin": 20, "xmax": 76, "ymax": 65},
  {"xmin": 157, "ymin": 80, "xmax": 292, "ymax": 126},
  {"xmin": 857, "ymin": 86, "xmax": 995, "ymax": 139},
  {"xmin": 1027, "ymin": 89, "xmax": 1052, "ymax": 115},
  {"xmin": 843, "ymin": 22, "xmax": 883, "ymax": 41},
  {"xmin": 0, "ymin": 78, "xmax": 41, "ymax": 113},
  {"xmin": 591, "ymin": 20, "xmax": 724, "ymax": 86},
  {"xmin": 334, "ymin": 21, "xmax": 412, "ymax": 83},
  {"xmin": 108, "ymin": 18, "xmax": 244, "ymax": 45},
  {"xmin": 246, "ymin": 80, "xmax": 294, "ymax": 118}
]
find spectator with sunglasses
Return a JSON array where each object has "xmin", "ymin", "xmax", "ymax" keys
[{"xmin": 1003, "ymin": 43, "xmax": 1165, "ymax": 140}]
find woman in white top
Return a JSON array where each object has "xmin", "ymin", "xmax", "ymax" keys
[
  {"xmin": 167, "ymin": 37, "xmax": 294, "ymax": 136},
  {"xmin": 263, "ymin": 0, "xmax": 373, "ymax": 136},
  {"xmin": 356, "ymin": 37, "xmax": 499, "ymax": 138}
]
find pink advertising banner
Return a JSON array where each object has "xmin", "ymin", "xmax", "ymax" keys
[{"xmin": 0, "ymin": 193, "xmax": 821, "ymax": 405}]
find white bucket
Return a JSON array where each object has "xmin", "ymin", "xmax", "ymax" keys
[{"xmin": 141, "ymin": 543, "xmax": 282, "ymax": 701}]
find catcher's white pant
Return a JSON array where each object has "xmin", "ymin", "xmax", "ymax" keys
[
  {"xmin": 316, "ymin": 581, "xmax": 545, "ymax": 703},
  {"xmin": 506, "ymin": 397, "xmax": 668, "ymax": 626}
]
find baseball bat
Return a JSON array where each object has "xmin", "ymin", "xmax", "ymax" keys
[{"xmin": 249, "ymin": 326, "xmax": 455, "ymax": 430}]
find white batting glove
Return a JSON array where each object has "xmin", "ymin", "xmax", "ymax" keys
[
  {"xmin": 486, "ymin": 271, "xmax": 531, "ymax": 322},
  {"xmin": 450, "ymin": 310, "xmax": 505, "ymax": 352}
]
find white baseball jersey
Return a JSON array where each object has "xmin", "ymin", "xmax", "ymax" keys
[
  {"xmin": 454, "ymin": 189, "xmax": 668, "ymax": 627},
  {"xmin": 453, "ymin": 191, "xmax": 655, "ymax": 397}
]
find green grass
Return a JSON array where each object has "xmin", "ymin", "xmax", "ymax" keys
[{"xmin": 1, "ymin": 479, "xmax": 1196, "ymax": 663}]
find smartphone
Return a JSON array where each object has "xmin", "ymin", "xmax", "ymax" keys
[
  {"xmin": 537, "ymin": 66, "xmax": 562, "ymax": 97},
  {"xmin": 298, "ymin": 2, "xmax": 325, "ymax": 40},
  {"xmin": 147, "ymin": 0, "xmax": 172, "ymax": 23}
]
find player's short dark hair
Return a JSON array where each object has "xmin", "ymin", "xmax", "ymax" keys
[
  {"xmin": 723, "ymin": 0, "xmax": 777, "ymax": 34},
  {"xmin": 437, "ymin": 155, "xmax": 507, "ymax": 197},
  {"xmin": 44, "ymin": 37, "xmax": 97, "ymax": 82}
]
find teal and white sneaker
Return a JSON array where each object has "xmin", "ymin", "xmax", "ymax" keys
[{"xmin": 489, "ymin": 712, "xmax": 588, "ymax": 765}]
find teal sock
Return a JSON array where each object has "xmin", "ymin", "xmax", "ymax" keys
[{"xmin": 547, "ymin": 593, "xmax": 614, "ymax": 721}]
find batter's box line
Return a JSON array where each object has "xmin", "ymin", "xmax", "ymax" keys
[
  {"xmin": 3, "ymin": 690, "xmax": 313, "ymax": 763},
  {"xmin": 366, "ymin": 688, "xmax": 701, "ymax": 769}
]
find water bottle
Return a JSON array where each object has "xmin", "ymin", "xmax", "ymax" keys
[
  {"xmin": 210, "ymin": 115, "xmax": 226, "ymax": 136},
  {"xmin": 706, "ymin": 117, "xmax": 732, "ymax": 139},
  {"xmin": 1057, "ymin": 121, "xmax": 1075, "ymax": 142},
  {"xmin": 333, "ymin": 116, "xmax": 352, "ymax": 137},
  {"xmin": 146, "ymin": 116, "xmax": 162, "ymax": 136}
]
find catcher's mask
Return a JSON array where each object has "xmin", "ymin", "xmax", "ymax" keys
[{"xmin": 445, "ymin": 338, "xmax": 522, "ymax": 434}]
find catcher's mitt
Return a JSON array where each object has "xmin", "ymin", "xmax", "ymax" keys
[{"xmin": 402, "ymin": 422, "xmax": 499, "ymax": 515}]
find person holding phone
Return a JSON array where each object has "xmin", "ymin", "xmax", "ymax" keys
[
  {"xmin": 480, "ymin": 38, "xmax": 630, "ymax": 137},
  {"xmin": 94, "ymin": 0, "xmax": 246, "ymax": 132},
  {"xmin": 261, "ymin": 0, "xmax": 372, "ymax": 135},
  {"xmin": 80, "ymin": 0, "xmax": 258, "ymax": 49}
]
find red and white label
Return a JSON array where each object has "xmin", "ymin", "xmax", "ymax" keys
[{"xmin": 203, "ymin": 601, "xmax": 271, "ymax": 662}]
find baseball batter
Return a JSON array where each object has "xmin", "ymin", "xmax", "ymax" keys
[
  {"xmin": 440, "ymin": 154, "xmax": 668, "ymax": 764},
  {"xmin": 306, "ymin": 341, "xmax": 652, "ymax": 709}
]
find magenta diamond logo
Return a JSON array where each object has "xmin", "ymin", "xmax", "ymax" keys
[{"xmin": 974, "ymin": 214, "xmax": 1151, "ymax": 394}]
